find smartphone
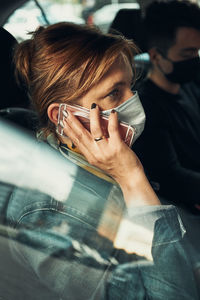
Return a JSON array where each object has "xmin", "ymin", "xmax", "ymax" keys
[{"xmin": 57, "ymin": 103, "xmax": 135, "ymax": 147}]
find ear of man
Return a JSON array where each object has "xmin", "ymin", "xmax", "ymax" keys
[{"xmin": 148, "ymin": 47, "xmax": 162, "ymax": 64}]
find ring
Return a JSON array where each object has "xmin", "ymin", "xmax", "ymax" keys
[{"xmin": 94, "ymin": 136, "xmax": 105, "ymax": 142}]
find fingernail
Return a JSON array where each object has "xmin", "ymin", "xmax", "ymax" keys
[
  {"xmin": 91, "ymin": 103, "xmax": 96, "ymax": 109},
  {"xmin": 63, "ymin": 110, "xmax": 68, "ymax": 118},
  {"xmin": 71, "ymin": 142, "xmax": 76, "ymax": 149},
  {"xmin": 111, "ymin": 109, "xmax": 115, "ymax": 113}
]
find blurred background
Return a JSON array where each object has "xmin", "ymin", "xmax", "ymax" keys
[{"xmin": 2, "ymin": 0, "xmax": 200, "ymax": 42}]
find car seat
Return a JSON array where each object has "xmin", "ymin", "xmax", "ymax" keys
[
  {"xmin": 0, "ymin": 107, "xmax": 39, "ymax": 133},
  {"xmin": 0, "ymin": 27, "xmax": 30, "ymax": 110},
  {"xmin": 108, "ymin": 9, "xmax": 150, "ymax": 90},
  {"xmin": 108, "ymin": 8, "xmax": 144, "ymax": 51}
]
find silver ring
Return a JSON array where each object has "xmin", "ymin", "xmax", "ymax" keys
[{"xmin": 94, "ymin": 136, "xmax": 105, "ymax": 142}]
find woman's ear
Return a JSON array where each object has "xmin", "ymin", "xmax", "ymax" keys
[{"xmin": 47, "ymin": 103, "xmax": 60, "ymax": 125}]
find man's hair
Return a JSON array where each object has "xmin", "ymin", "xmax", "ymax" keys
[{"xmin": 143, "ymin": 0, "xmax": 200, "ymax": 54}]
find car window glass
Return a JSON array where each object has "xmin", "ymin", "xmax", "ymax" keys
[
  {"xmin": 3, "ymin": 0, "xmax": 141, "ymax": 42},
  {"xmin": 1, "ymin": 1, "xmax": 200, "ymax": 299},
  {"xmin": 3, "ymin": 0, "xmax": 84, "ymax": 42}
]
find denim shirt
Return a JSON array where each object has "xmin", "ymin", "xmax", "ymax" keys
[{"xmin": 4, "ymin": 137, "xmax": 199, "ymax": 300}]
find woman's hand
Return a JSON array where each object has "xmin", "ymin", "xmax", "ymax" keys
[{"xmin": 60, "ymin": 104, "xmax": 160, "ymax": 207}]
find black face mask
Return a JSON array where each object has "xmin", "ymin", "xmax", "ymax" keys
[{"xmin": 164, "ymin": 56, "xmax": 200, "ymax": 84}]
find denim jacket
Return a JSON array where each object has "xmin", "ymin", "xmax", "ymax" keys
[{"xmin": 4, "ymin": 136, "xmax": 199, "ymax": 300}]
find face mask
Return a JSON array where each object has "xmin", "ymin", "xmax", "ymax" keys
[
  {"xmin": 164, "ymin": 56, "xmax": 200, "ymax": 84},
  {"xmin": 102, "ymin": 91, "xmax": 146, "ymax": 145}
]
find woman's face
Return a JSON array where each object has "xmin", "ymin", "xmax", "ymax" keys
[{"xmin": 78, "ymin": 58, "xmax": 134, "ymax": 110}]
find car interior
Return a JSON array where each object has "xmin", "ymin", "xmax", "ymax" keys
[{"xmin": 1, "ymin": 0, "xmax": 200, "ymax": 299}]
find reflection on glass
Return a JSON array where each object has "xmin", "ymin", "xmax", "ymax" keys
[{"xmin": 0, "ymin": 120, "xmax": 200, "ymax": 299}]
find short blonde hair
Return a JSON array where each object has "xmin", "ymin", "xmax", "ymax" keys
[{"xmin": 14, "ymin": 22, "xmax": 138, "ymax": 134}]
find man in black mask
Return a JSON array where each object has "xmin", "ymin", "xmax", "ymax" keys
[{"xmin": 133, "ymin": 0, "xmax": 200, "ymax": 214}]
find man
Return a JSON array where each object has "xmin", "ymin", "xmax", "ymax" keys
[{"xmin": 133, "ymin": 0, "xmax": 200, "ymax": 214}]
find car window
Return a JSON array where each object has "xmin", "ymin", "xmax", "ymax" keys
[
  {"xmin": 3, "ymin": 0, "xmax": 84, "ymax": 42},
  {"xmin": 1, "ymin": 1, "xmax": 200, "ymax": 299},
  {"xmin": 88, "ymin": 2, "xmax": 139, "ymax": 32},
  {"xmin": 3, "ymin": 0, "xmax": 141, "ymax": 42},
  {"xmin": 1, "ymin": 118, "xmax": 199, "ymax": 300}
]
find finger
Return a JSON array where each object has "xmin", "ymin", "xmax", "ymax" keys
[
  {"xmin": 89, "ymin": 103, "xmax": 104, "ymax": 140},
  {"xmin": 108, "ymin": 110, "xmax": 122, "ymax": 143},
  {"xmin": 63, "ymin": 118, "xmax": 99, "ymax": 165},
  {"xmin": 63, "ymin": 109, "xmax": 93, "ymax": 147},
  {"xmin": 57, "ymin": 121, "xmax": 65, "ymax": 137}
]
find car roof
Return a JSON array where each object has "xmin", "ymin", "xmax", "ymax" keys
[{"xmin": 0, "ymin": 0, "xmax": 28, "ymax": 26}]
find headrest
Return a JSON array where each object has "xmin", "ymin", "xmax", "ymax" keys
[
  {"xmin": 0, "ymin": 107, "xmax": 38, "ymax": 132},
  {"xmin": 108, "ymin": 8, "xmax": 146, "ymax": 52},
  {"xmin": 0, "ymin": 27, "xmax": 30, "ymax": 109}
]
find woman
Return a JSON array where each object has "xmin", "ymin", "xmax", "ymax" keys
[{"xmin": 8, "ymin": 22, "xmax": 198, "ymax": 299}]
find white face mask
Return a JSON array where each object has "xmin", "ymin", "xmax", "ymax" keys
[{"xmin": 102, "ymin": 91, "xmax": 146, "ymax": 144}]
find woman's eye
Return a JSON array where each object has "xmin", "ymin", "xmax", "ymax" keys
[{"xmin": 107, "ymin": 89, "xmax": 121, "ymax": 99}]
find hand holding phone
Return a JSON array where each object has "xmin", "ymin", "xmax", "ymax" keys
[{"xmin": 57, "ymin": 103, "xmax": 135, "ymax": 147}]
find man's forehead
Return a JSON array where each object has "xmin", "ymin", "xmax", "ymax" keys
[{"xmin": 174, "ymin": 26, "xmax": 200, "ymax": 50}]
